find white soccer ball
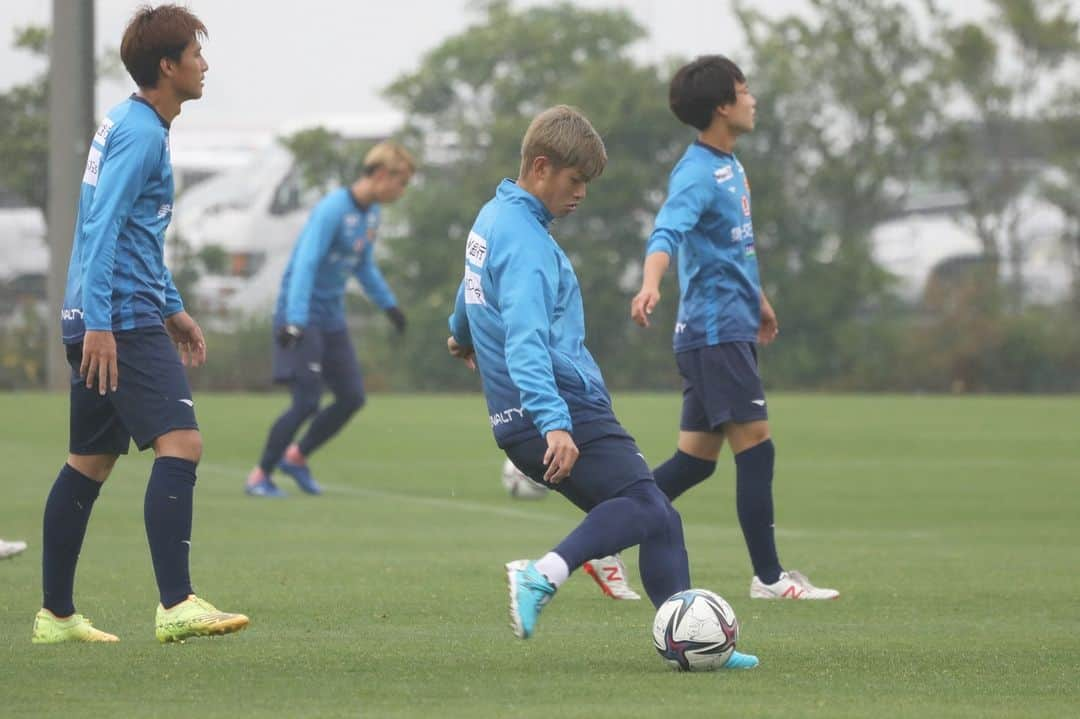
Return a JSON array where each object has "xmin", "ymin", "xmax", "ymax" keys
[
  {"xmin": 500, "ymin": 458, "xmax": 549, "ymax": 500},
  {"xmin": 652, "ymin": 588, "xmax": 739, "ymax": 671}
]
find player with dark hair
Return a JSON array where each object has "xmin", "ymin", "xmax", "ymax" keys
[
  {"xmin": 245, "ymin": 142, "xmax": 414, "ymax": 497},
  {"xmin": 447, "ymin": 105, "xmax": 759, "ymax": 668},
  {"xmin": 631, "ymin": 55, "xmax": 839, "ymax": 601},
  {"xmin": 34, "ymin": 4, "xmax": 249, "ymax": 644}
]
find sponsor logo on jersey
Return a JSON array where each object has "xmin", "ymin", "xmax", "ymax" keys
[
  {"xmin": 157, "ymin": 203, "xmax": 172, "ymax": 219},
  {"xmin": 741, "ymin": 195, "xmax": 751, "ymax": 216},
  {"xmin": 745, "ymin": 242, "xmax": 756, "ymax": 258},
  {"xmin": 93, "ymin": 118, "xmax": 114, "ymax": 146},
  {"xmin": 61, "ymin": 308, "xmax": 84, "ymax": 321},
  {"xmin": 675, "ymin": 322, "xmax": 688, "ymax": 334},
  {"xmin": 713, "ymin": 165, "xmax": 734, "ymax": 184},
  {"xmin": 466, "ymin": 231, "xmax": 488, "ymax": 267},
  {"xmin": 490, "ymin": 406, "xmax": 525, "ymax": 427},
  {"xmin": 83, "ymin": 146, "xmax": 102, "ymax": 187},
  {"xmin": 464, "ymin": 267, "xmax": 485, "ymax": 305}
]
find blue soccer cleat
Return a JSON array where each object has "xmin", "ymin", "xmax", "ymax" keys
[
  {"xmin": 723, "ymin": 649, "xmax": 760, "ymax": 669},
  {"xmin": 245, "ymin": 476, "xmax": 287, "ymax": 498},
  {"xmin": 277, "ymin": 460, "xmax": 323, "ymax": 495},
  {"xmin": 505, "ymin": 559, "xmax": 556, "ymax": 639}
]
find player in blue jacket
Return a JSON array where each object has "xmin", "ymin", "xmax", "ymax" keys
[
  {"xmin": 631, "ymin": 55, "xmax": 839, "ymax": 600},
  {"xmin": 447, "ymin": 105, "xmax": 758, "ymax": 667},
  {"xmin": 35, "ymin": 5, "xmax": 248, "ymax": 644},
  {"xmin": 245, "ymin": 142, "xmax": 414, "ymax": 497}
]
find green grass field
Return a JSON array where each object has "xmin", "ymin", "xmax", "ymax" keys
[{"xmin": 2, "ymin": 392, "xmax": 1078, "ymax": 718}]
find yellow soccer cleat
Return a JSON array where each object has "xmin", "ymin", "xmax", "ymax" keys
[
  {"xmin": 155, "ymin": 595, "xmax": 249, "ymax": 643},
  {"xmin": 32, "ymin": 609, "xmax": 119, "ymax": 644}
]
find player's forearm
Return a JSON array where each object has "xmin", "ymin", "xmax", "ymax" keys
[{"xmin": 641, "ymin": 251, "xmax": 670, "ymax": 291}]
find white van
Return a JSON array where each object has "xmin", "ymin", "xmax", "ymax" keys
[{"xmin": 168, "ymin": 112, "xmax": 403, "ymax": 318}]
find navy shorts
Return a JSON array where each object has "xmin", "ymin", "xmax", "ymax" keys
[
  {"xmin": 271, "ymin": 327, "xmax": 365, "ymax": 398},
  {"xmin": 67, "ymin": 326, "xmax": 198, "ymax": 455},
  {"xmin": 677, "ymin": 342, "xmax": 768, "ymax": 431},
  {"xmin": 504, "ymin": 423, "xmax": 654, "ymax": 513}
]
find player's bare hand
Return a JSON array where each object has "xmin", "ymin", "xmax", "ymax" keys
[
  {"xmin": 166, "ymin": 311, "xmax": 207, "ymax": 367},
  {"xmin": 542, "ymin": 430, "xmax": 578, "ymax": 484},
  {"xmin": 630, "ymin": 287, "xmax": 661, "ymax": 328},
  {"xmin": 757, "ymin": 295, "xmax": 779, "ymax": 346},
  {"xmin": 446, "ymin": 336, "xmax": 476, "ymax": 371},
  {"xmin": 80, "ymin": 330, "xmax": 118, "ymax": 395}
]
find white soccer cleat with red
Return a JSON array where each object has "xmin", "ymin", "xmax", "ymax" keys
[
  {"xmin": 750, "ymin": 570, "xmax": 839, "ymax": 600},
  {"xmin": 583, "ymin": 554, "xmax": 641, "ymax": 600}
]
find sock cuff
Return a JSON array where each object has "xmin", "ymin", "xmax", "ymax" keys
[
  {"xmin": 675, "ymin": 449, "xmax": 717, "ymax": 474},
  {"xmin": 59, "ymin": 463, "xmax": 103, "ymax": 498},
  {"xmin": 734, "ymin": 438, "xmax": 775, "ymax": 465},
  {"xmin": 152, "ymin": 456, "xmax": 198, "ymax": 485}
]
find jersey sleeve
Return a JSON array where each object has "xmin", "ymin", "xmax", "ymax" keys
[
  {"xmin": 448, "ymin": 279, "xmax": 472, "ymax": 346},
  {"xmin": 646, "ymin": 163, "xmax": 712, "ymax": 257},
  {"xmin": 79, "ymin": 124, "xmax": 159, "ymax": 331},
  {"xmin": 284, "ymin": 200, "xmax": 339, "ymax": 326},
  {"xmin": 352, "ymin": 240, "xmax": 397, "ymax": 310},
  {"xmin": 162, "ymin": 265, "xmax": 184, "ymax": 317},
  {"xmin": 492, "ymin": 232, "xmax": 572, "ymax": 436}
]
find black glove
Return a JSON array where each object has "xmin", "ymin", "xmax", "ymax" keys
[
  {"xmin": 276, "ymin": 324, "xmax": 304, "ymax": 349},
  {"xmin": 385, "ymin": 306, "xmax": 407, "ymax": 334}
]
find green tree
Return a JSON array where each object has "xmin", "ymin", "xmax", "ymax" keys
[
  {"xmin": 0, "ymin": 27, "xmax": 49, "ymax": 209},
  {"xmin": 931, "ymin": 0, "xmax": 1080, "ymax": 308},
  {"xmin": 732, "ymin": 0, "xmax": 942, "ymax": 385},
  {"xmin": 381, "ymin": 0, "xmax": 687, "ymax": 390}
]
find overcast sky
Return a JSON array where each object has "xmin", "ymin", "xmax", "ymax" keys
[{"xmin": 0, "ymin": 0, "xmax": 1014, "ymax": 132}]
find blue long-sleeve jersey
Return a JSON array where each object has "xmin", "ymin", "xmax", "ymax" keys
[
  {"xmin": 449, "ymin": 180, "xmax": 616, "ymax": 448},
  {"xmin": 274, "ymin": 187, "xmax": 397, "ymax": 331},
  {"xmin": 61, "ymin": 96, "xmax": 183, "ymax": 343},
  {"xmin": 646, "ymin": 141, "xmax": 761, "ymax": 352}
]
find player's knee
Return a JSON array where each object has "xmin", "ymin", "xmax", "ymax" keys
[
  {"xmin": 153, "ymin": 429, "xmax": 203, "ymax": 463},
  {"xmin": 292, "ymin": 395, "xmax": 322, "ymax": 418},
  {"xmin": 67, "ymin": 454, "xmax": 117, "ymax": 483},
  {"xmin": 337, "ymin": 386, "xmax": 366, "ymax": 413},
  {"xmin": 626, "ymin": 482, "xmax": 677, "ymax": 537}
]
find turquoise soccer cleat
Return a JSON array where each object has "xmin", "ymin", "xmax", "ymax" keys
[
  {"xmin": 723, "ymin": 649, "xmax": 760, "ymax": 669},
  {"xmin": 505, "ymin": 559, "xmax": 556, "ymax": 639}
]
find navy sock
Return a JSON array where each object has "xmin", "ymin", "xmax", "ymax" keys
[
  {"xmin": 258, "ymin": 382, "xmax": 321, "ymax": 474},
  {"xmin": 554, "ymin": 481, "xmax": 690, "ymax": 607},
  {"xmin": 297, "ymin": 387, "xmax": 364, "ymax": 457},
  {"xmin": 652, "ymin": 450, "xmax": 716, "ymax": 501},
  {"xmin": 145, "ymin": 457, "xmax": 196, "ymax": 608},
  {"xmin": 735, "ymin": 439, "xmax": 782, "ymax": 584},
  {"xmin": 42, "ymin": 464, "xmax": 102, "ymax": 616}
]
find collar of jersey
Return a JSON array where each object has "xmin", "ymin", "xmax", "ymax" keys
[
  {"xmin": 129, "ymin": 94, "xmax": 170, "ymax": 129},
  {"xmin": 497, "ymin": 179, "xmax": 554, "ymax": 227},
  {"xmin": 692, "ymin": 139, "xmax": 734, "ymax": 160}
]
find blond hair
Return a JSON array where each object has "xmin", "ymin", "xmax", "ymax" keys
[
  {"xmin": 363, "ymin": 141, "xmax": 416, "ymax": 176},
  {"xmin": 519, "ymin": 105, "xmax": 607, "ymax": 181}
]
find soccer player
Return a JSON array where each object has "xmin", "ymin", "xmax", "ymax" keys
[
  {"xmin": 1, "ymin": 538, "xmax": 27, "ymax": 560},
  {"xmin": 244, "ymin": 142, "xmax": 414, "ymax": 497},
  {"xmin": 34, "ymin": 5, "xmax": 249, "ymax": 644},
  {"xmin": 630, "ymin": 55, "xmax": 839, "ymax": 600},
  {"xmin": 447, "ymin": 105, "xmax": 758, "ymax": 668}
]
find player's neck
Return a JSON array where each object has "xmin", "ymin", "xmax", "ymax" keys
[
  {"xmin": 135, "ymin": 88, "xmax": 182, "ymax": 125},
  {"xmin": 697, "ymin": 124, "xmax": 737, "ymax": 154}
]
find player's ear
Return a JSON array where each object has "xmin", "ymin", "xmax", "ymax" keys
[{"xmin": 531, "ymin": 156, "xmax": 552, "ymax": 180}]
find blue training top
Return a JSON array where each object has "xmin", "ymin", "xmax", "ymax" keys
[
  {"xmin": 646, "ymin": 141, "xmax": 762, "ymax": 352},
  {"xmin": 275, "ymin": 187, "xmax": 397, "ymax": 331},
  {"xmin": 449, "ymin": 180, "xmax": 617, "ymax": 448},
  {"xmin": 62, "ymin": 96, "xmax": 183, "ymax": 343}
]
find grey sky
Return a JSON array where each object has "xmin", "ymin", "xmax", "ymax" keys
[{"xmin": 0, "ymin": 0, "xmax": 1007, "ymax": 132}]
